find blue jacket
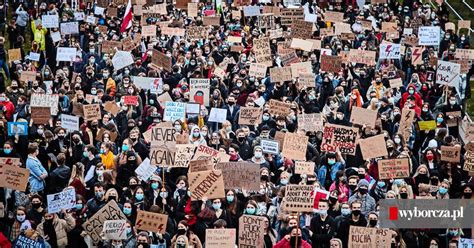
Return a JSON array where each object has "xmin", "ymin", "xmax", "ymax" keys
[{"xmin": 26, "ymin": 155, "xmax": 47, "ymax": 193}]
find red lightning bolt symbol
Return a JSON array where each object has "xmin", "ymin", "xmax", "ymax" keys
[
  {"xmin": 136, "ymin": 219, "xmax": 142, "ymax": 227},
  {"xmin": 412, "ymin": 48, "xmax": 421, "ymax": 63},
  {"xmin": 385, "ymin": 44, "xmax": 392, "ymax": 54}
]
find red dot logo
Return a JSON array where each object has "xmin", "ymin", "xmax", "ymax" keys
[{"xmin": 389, "ymin": 206, "xmax": 398, "ymax": 221}]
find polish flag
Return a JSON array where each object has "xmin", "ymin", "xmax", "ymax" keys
[{"xmin": 120, "ymin": 0, "xmax": 133, "ymax": 33}]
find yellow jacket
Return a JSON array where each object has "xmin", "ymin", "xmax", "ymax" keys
[
  {"xmin": 31, "ymin": 21, "xmax": 48, "ymax": 51},
  {"xmin": 100, "ymin": 151, "xmax": 116, "ymax": 170}
]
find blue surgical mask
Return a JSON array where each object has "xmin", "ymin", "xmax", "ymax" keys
[
  {"xmin": 75, "ymin": 204, "xmax": 83, "ymax": 210},
  {"xmin": 95, "ymin": 191, "xmax": 104, "ymax": 199},
  {"xmin": 436, "ymin": 117, "xmax": 444, "ymax": 123},
  {"xmin": 123, "ymin": 207, "xmax": 132, "ymax": 215},
  {"xmin": 4, "ymin": 148, "xmax": 11, "ymax": 154},
  {"xmin": 135, "ymin": 193, "xmax": 144, "ymax": 201},
  {"xmin": 122, "ymin": 144, "xmax": 129, "ymax": 152},
  {"xmin": 439, "ymin": 187, "xmax": 448, "ymax": 195},
  {"xmin": 212, "ymin": 203, "xmax": 221, "ymax": 210},
  {"xmin": 246, "ymin": 208, "xmax": 256, "ymax": 215},
  {"xmin": 226, "ymin": 195, "xmax": 234, "ymax": 203},
  {"xmin": 100, "ymin": 149, "xmax": 105, "ymax": 154},
  {"xmin": 263, "ymin": 115, "xmax": 270, "ymax": 121},
  {"xmin": 151, "ymin": 183, "xmax": 159, "ymax": 190},
  {"xmin": 449, "ymin": 230, "xmax": 459, "ymax": 236},
  {"xmin": 83, "ymin": 151, "xmax": 89, "ymax": 157},
  {"xmin": 280, "ymin": 179, "xmax": 289, "ymax": 185},
  {"xmin": 159, "ymin": 192, "xmax": 168, "ymax": 198},
  {"xmin": 341, "ymin": 208, "xmax": 351, "ymax": 216},
  {"xmin": 328, "ymin": 160, "xmax": 335, "ymax": 165},
  {"xmin": 318, "ymin": 209, "xmax": 328, "ymax": 216},
  {"xmin": 377, "ymin": 181, "xmax": 386, "ymax": 188}
]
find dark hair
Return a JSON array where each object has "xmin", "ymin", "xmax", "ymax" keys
[
  {"xmin": 57, "ymin": 153, "xmax": 66, "ymax": 165},
  {"xmin": 27, "ymin": 143, "xmax": 38, "ymax": 154},
  {"xmin": 85, "ymin": 144, "xmax": 98, "ymax": 155},
  {"xmin": 213, "ymin": 219, "xmax": 227, "ymax": 228}
]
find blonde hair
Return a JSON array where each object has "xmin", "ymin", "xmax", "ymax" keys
[{"xmin": 69, "ymin": 163, "xmax": 85, "ymax": 185}]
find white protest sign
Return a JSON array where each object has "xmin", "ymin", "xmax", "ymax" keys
[
  {"xmin": 418, "ymin": 26, "xmax": 440, "ymax": 46},
  {"xmin": 51, "ymin": 32, "xmax": 61, "ymax": 43},
  {"xmin": 61, "ymin": 114, "xmax": 79, "ymax": 131},
  {"xmin": 46, "ymin": 188, "xmax": 76, "ymax": 214},
  {"xmin": 86, "ymin": 15, "xmax": 97, "ymax": 24},
  {"xmin": 132, "ymin": 76, "xmax": 162, "ymax": 94},
  {"xmin": 261, "ymin": 139, "xmax": 279, "ymax": 154},
  {"xmin": 164, "ymin": 101, "xmax": 186, "ymax": 122},
  {"xmin": 94, "ymin": 6, "xmax": 105, "ymax": 15},
  {"xmin": 31, "ymin": 94, "xmax": 59, "ymax": 115},
  {"xmin": 42, "ymin": 15, "xmax": 59, "ymax": 28},
  {"xmin": 135, "ymin": 158, "xmax": 157, "ymax": 182},
  {"xmin": 436, "ymin": 60, "xmax": 461, "ymax": 86},
  {"xmin": 103, "ymin": 220, "xmax": 127, "ymax": 240},
  {"xmin": 56, "ymin": 47, "xmax": 77, "ymax": 62},
  {"xmin": 112, "ymin": 51, "xmax": 134, "ymax": 71},
  {"xmin": 60, "ymin": 22, "xmax": 79, "ymax": 35},
  {"xmin": 186, "ymin": 103, "xmax": 200, "ymax": 115},
  {"xmin": 243, "ymin": 6, "xmax": 261, "ymax": 16},
  {"xmin": 74, "ymin": 12, "xmax": 85, "ymax": 21},
  {"xmin": 379, "ymin": 43, "xmax": 401, "ymax": 59},
  {"xmin": 28, "ymin": 52, "xmax": 40, "ymax": 61},
  {"xmin": 208, "ymin": 108, "xmax": 227, "ymax": 123}
]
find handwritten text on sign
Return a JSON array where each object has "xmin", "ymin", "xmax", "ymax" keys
[
  {"xmin": 239, "ymin": 215, "xmax": 266, "ymax": 248},
  {"xmin": 321, "ymin": 123, "xmax": 359, "ymax": 155}
]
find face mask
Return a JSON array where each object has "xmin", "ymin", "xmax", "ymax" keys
[
  {"xmin": 100, "ymin": 149, "xmax": 105, "ymax": 154},
  {"xmin": 122, "ymin": 144, "xmax": 129, "ymax": 152},
  {"xmin": 349, "ymin": 185, "xmax": 357, "ymax": 191},
  {"xmin": 280, "ymin": 179, "xmax": 288, "ymax": 185},
  {"xmin": 341, "ymin": 208, "xmax": 351, "ymax": 216},
  {"xmin": 91, "ymin": 90, "xmax": 97, "ymax": 95},
  {"xmin": 254, "ymin": 151, "xmax": 263, "ymax": 158},
  {"xmin": 377, "ymin": 181, "xmax": 386, "ymax": 188},
  {"xmin": 4, "ymin": 149, "xmax": 11, "ymax": 154},
  {"xmin": 439, "ymin": 187, "xmax": 448, "ymax": 195},
  {"xmin": 394, "ymin": 138, "xmax": 401, "ymax": 144},
  {"xmin": 426, "ymin": 154, "xmax": 434, "ymax": 160},
  {"xmin": 359, "ymin": 188, "xmax": 368, "ymax": 195},
  {"xmin": 261, "ymin": 175, "xmax": 269, "ymax": 181},
  {"xmin": 193, "ymin": 132, "xmax": 200, "ymax": 138},
  {"xmin": 449, "ymin": 100, "xmax": 456, "ymax": 105},
  {"xmin": 290, "ymin": 236, "xmax": 302, "ymax": 245},
  {"xmin": 409, "ymin": 90, "xmax": 414, "ymax": 94},
  {"xmin": 262, "ymin": 115, "xmax": 270, "ymax": 121},
  {"xmin": 328, "ymin": 160, "xmax": 335, "ymax": 165},
  {"xmin": 399, "ymin": 192, "xmax": 408, "ymax": 199},
  {"xmin": 318, "ymin": 209, "xmax": 328, "ymax": 216},
  {"xmin": 212, "ymin": 203, "xmax": 221, "ymax": 210},
  {"xmin": 160, "ymin": 192, "xmax": 168, "ymax": 198},
  {"xmin": 227, "ymin": 195, "xmax": 234, "ymax": 203},
  {"xmin": 83, "ymin": 151, "xmax": 89, "ymax": 157},
  {"xmin": 37, "ymin": 129, "xmax": 44, "ymax": 135},
  {"xmin": 96, "ymin": 170, "xmax": 103, "ymax": 176},
  {"xmin": 75, "ymin": 203, "xmax": 83, "ymax": 210},
  {"xmin": 123, "ymin": 207, "xmax": 132, "ymax": 215},
  {"xmin": 177, "ymin": 228, "xmax": 186, "ymax": 236},
  {"xmin": 32, "ymin": 202, "xmax": 41, "ymax": 209},
  {"xmin": 352, "ymin": 210, "xmax": 361, "ymax": 216},
  {"xmin": 135, "ymin": 193, "xmax": 144, "ymax": 201},
  {"xmin": 95, "ymin": 191, "xmax": 104, "ymax": 199},
  {"xmin": 436, "ymin": 117, "xmax": 444, "ymax": 123},
  {"xmin": 151, "ymin": 183, "xmax": 159, "ymax": 190},
  {"xmin": 422, "ymin": 108, "xmax": 428, "ymax": 112},
  {"xmin": 449, "ymin": 230, "xmax": 458, "ymax": 236},
  {"xmin": 16, "ymin": 215, "xmax": 26, "ymax": 222},
  {"xmin": 246, "ymin": 208, "xmax": 256, "ymax": 215},
  {"xmin": 369, "ymin": 219, "xmax": 378, "ymax": 227}
]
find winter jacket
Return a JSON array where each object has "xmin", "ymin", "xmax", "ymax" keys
[
  {"xmin": 273, "ymin": 238, "xmax": 312, "ymax": 248},
  {"xmin": 26, "ymin": 155, "xmax": 47, "ymax": 193},
  {"xmin": 31, "ymin": 21, "xmax": 48, "ymax": 51},
  {"xmin": 48, "ymin": 166, "xmax": 71, "ymax": 194},
  {"xmin": 37, "ymin": 214, "xmax": 76, "ymax": 248}
]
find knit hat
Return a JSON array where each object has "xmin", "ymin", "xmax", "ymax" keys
[{"xmin": 357, "ymin": 179, "xmax": 369, "ymax": 190}]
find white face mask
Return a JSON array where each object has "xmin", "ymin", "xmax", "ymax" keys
[{"xmin": 254, "ymin": 151, "xmax": 263, "ymax": 158}]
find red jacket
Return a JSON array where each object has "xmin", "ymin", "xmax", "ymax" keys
[
  {"xmin": 273, "ymin": 238, "xmax": 311, "ymax": 248},
  {"xmin": 0, "ymin": 100, "xmax": 14, "ymax": 120},
  {"xmin": 0, "ymin": 231, "xmax": 11, "ymax": 248}
]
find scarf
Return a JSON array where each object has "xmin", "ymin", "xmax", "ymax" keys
[{"xmin": 43, "ymin": 219, "xmax": 58, "ymax": 248}]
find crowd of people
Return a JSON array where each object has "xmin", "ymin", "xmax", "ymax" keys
[{"xmin": 0, "ymin": 0, "xmax": 472, "ymax": 247}]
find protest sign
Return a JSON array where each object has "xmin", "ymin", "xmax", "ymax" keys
[
  {"xmin": 102, "ymin": 40, "xmax": 122, "ymax": 54},
  {"xmin": 187, "ymin": 26, "xmax": 208, "ymax": 39},
  {"xmin": 446, "ymin": 111, "xmax": 462, "ymax": 127},
  {"xmin": 238, "ymin": 107, "xmax": 263, "ymax": 125},
  {"xmin": 418, "ymin": 120, "xmax": 436, "ymax": 131},
  {"xmin": 378, "ymin": 158, "xmax": 410, "ymax": 179},
  {"xmin": 192, "ymin": 145, "xmax": 230, "ymax": 169},
  {"xmin": 348, "ymin": 49, "xmax": 376, "ymax": 65},
  {"xmin": 281, "ymin": 185, "xmax": 314, "ymax": 212},
  {"xmin": 135, "ymin": 210, "xmax": 168, "ymax": 233},
  {"xmin": 280, "ymin": 8, "xmax": 303, "ymax": 26},
  {"xmin": 453, "ymin": 60, "xmax": 470, "ymax": 74},
  {"xmin": 216, "ymin": 162, "xmax": 260, "ymax": 191},
  {"xmin": 31, "ymin": 107, "xmax": 51, "ymax": 125},
  {"xmin": 47, "ymin": 188, "xmax": 76, "ymax": 214},
  {"xmin": 243, "ymin": 5, "xmax": 260, "ymax": 16},
  {"xmin": 135, "ymin": 158, "xmax": 157, "ymax": 182},
  {"xmin": 0, "ymin": 162, "xmax": 29, "ymax": 191},
  {"xmin": 186, "ymin": 103, "xmax": 200, "ymax": 115},
  {"xmin": 454, "ymin": 48, "xmax": 474, "ymax": 60},
  {"xmin": 190, "ymin": 78, "xmax": 210, "ymax": 106},
  {"xmin": 399, "ymin": 108, "xmax": 415, "ymax": 141},
  {"xmin": 8, "ymin": 48, "xmax": 21, "ymax": 63},
  {"xmin": 188, "ymin": 2, "xmax": 198, "ymax": 17},
  {"xmin": 61, "ymin": 114, "xmax": 79, "ymax": 131},
  {"xmin": 267, "ymin": 99, "xmax": 291, "ymax": 116},
  {"xmin": 142, "ymin": 25, "xmax": 157, "ymax": 37},
  {"xmin": 203, "ymin": 16, "xmax": 220, "ymax": 26},
  {"xmin": 324, "ymin": 11, "xmax": 344, "ymax": 22},
  {"xmin": 151, "ymin": 49, "xmax": 172, "ymax": 72},
  {"xmin": 206, "ymin": 229, "xmax": 236, "ymax": 248},
  {"xmin": 173, "ymin": 144, "xmax": 196, "ymax": 168},
  {"xmin": 133, "ymin": 76, "xmax": 162, "ymax": 93},
  {"xmin": 291, "ymin": 61, "xmax": 313, "ymax": 77},
  {"xmin": 320, "ymin": 55, "xmax": 342, "ymax": 73},
  {"xmin": 440, "ymin": 146, "xmax": 461, "ymax": 163},
  {"xmin": 163, "ymin": 102, "xmax": 186, "ymax": 122},
  {"xmin": 189, "ymin": 159, "xmax": 213, "ymax": 173},
  {"xmin": 7, "ymin": 122, "xmax": 28, "ymax": 136},
  {"xmin": 42, "ymin": 15, "xmax": 59, "ymax": 28},
  {"xmin": 208, "ymin": 108, "xmax": 227, "ymax": 123},
  {"xmin": 60, "ymin": 22, "xmax": 79, "ymax": 34},
  {"xmin": 294, "ymin": 161, "xmax": 315, "ymax": 175},
  {"xmin": 280, "ymin": 51, "xmax": 301, "ymax": 66},
  {"xmin": 335, "ymin": 22, "xmax": 352, "ymax": 36},
  {"xmin": 308, "ymin": 39, "xmax": 322, "ymax": 50},
  {"xmin": 261, "ymin": 139, "xmax": 279, "ymax": 154},
  {"xmin": 274, "ymin": 131, "xmax": 286, "ymax": 150},
  {"xmin": 51, "ymin": 31, "xmax": 61, "ymax": 43},
  {"xmin": 464, "ymin": 149, "xmax": 474, "ymax": 175},
  {"xmin": 459, "ymin": 239, "xmax": 474, "ymax": 248},
  {"xmin": 238, "ymin": 215, "xmax": 265, "ymax": 248},
  {"xmin": 103, "ymin": 220, "xmax": 127, "ymax": 240},
  {"xmin": 348, "ymin": 226, "xmax": 392, "ymax": 248},
  {"xmin": 321, "ymin": 123, "xmax": 359, "ymax": 155},
  {"xmin": 282, "ymin": 132, "xmax": 308, "ymax": 160},
  {"xmin": 28, "ymin": 52, "xmax": 39, "ymax": 62},
  {"xmin": 249, "ymin": 63, "xmax": 267, "ymax": 78},
  {"xmin": 350, "ymin": 107, "xmax": 378, "ymax": 127},
  {"xmin": 359, "ymin": 134, "xmax": 388, "ymax": 160},
  {"xmin": 436, "ymin": 60, "xmax": 460, "ymax": 86},
  {"xmin": 418, "ymin": 26, "xmax": 441, "ymax": 46},
  {"xmin": 291, "ymin": 20, "xmax": 313, "ymax": 39},
  {"xmin": 411, "ymin": 47, "xmax": 424, "ymax": 65},
  {"xmin": 253, "ymin": 37, "xmax": 272, "ymax": 66},
  {"xmin": 20, "ymin": 70, "xmax": 36, "ymax": 82},
  {"xmin": 83, "ymin": 104, "xmax": 101, "ymax": 121},
  {"xmin": 83, "ymin": 200, "xmax": 127, "ymax": 244},
  {"xmin": 13, "ymin": 235, "xmax": 44, "ymax": 248},
  {"xmin": 297, "ymin": 113, "xmax": 323, "ymax": 132},
  {"xmin": 112, "ymin": 51, "xmax": 134, "ymax": 71},
  {"xmin": 459, "ymin": 119, "xmax": 474, "ymax": 143},
  {"xmin": 379, "ymin": 42, "xmax": 401, "ymax": 59},
  {"xmin": 56, "ymin": 47, "xmax": 77, "ymax": 62},
  {"xmin": 123, "ymin": 96, "xmax": 138, "ymax": 106},
  {"xmin": 188, "ymin": 169, "xmax": 225, "ymax": 201}
]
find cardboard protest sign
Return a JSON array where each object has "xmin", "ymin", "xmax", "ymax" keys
[
  {"xmin": 253, "ymin": 38, "xmax": 272, "ymax": 66},
  {"xmin": 459, "ymin": 119, "xmax": 474, "ymax": 143},
  {"xmin": 151, "ymin": 49, "xmax": 172, "ymax": 72},
  {"xmin": 20, "ymin": 70, "xmax": 36, "ymax": 82},
  {"xmin": 320, "ymin": 55, "xmax": 342, "ymax": 73},
  {"xmin": 321, "ymin": 123, "xmax": 359, "ymax": 155},
  {"xmin": 188, "ymin": 159, "xmax": 213, "ymax": 173},
  {"xmin": 436, "ymin": 60, "xmax": 460, "ymax": 86},
  {"xmin": 464, "ymin": 149, "xmax": 474, "ymax": 175},
  {"xmin": 348, "ymin": 226, "xmax": 392, "ymax": 248},
  {"xmin": 249, "ymin": 63, "xmax": 267, "ymax": 78},
  {"xmin": 239, "ymin": 215, "xmax": 266, "ymax": 248},
  {"xmin": 260, "ymin": 139, "xmax": 280, "ymax": 154},
  {"xmin": 238, "ymin": 107, "xmax": 263, "ymax": 125},
  {"xmin": 208, "ymin": 108, "xmax": 227, "ymax": 123},
  {"xmin": 190, "ymin": 78, "xmax": 210, "ymax": 107},
  {"xmin": 142, "ymin": 25, "xmax": 157, "ymax": 37},
  {"xmin": 378, "ymin": 158, "xmax": 410, "ymax": 179},
  {"xmin": 187, "ymin": 26, "xmax": 208, "ymax": 40},
  {"xmin": 188, "ymin": 169, "xmax": 225, "ymax": 201},
  {"xmin": 418, "ymin": 26, "xmax": 440, "ymax": 46},
  {"xmin": 243, "ymin": 5, "xmax": 261, "ymax": 16},
  {"xmin": 0, "ymin": 162, "xmax": 29, "ymax": 191},
  {"xmin": 173, "ymin": 144, "xmax": 196, "ymax": 168},
  {"xmin": 47, "ymin": 188, "xmax": 76, "ymax": 214},
  {"xmin": 281, "ymin": 185, "xmax": 315, "ymax": 212},
  {"xmin": 298, "ymin": 73, "xmax": 316, "ymax": 89},
  {"xmin": 348, "ymin": 49, "xmax": 376, "ymax": 65},
  {"xmin": 359, "ymin": 134, "xmax": 388, "ymax": 160},
  {"xmin": 8, "ymin": 49, "xmax": 21, "ymax": 63},
  {"xmin": 163, "ymin": 102, "xmax": 186, "ymax": 122},
  {"xmin": 83, "ymin": 104, "xmax": 102, "ymax": 121},
  {"xmin": 411, "ymin": 47, "xmax": 424, "ymax": 65},
  {"xmin": 418, "ymin": 120, "xmax": 436, "ymax": 131},
  {"xmin": 294, "ymin": 161, "xmax": 315, "ymax": 175},
  {"xmin": 282, "ymin": 132, "xmax": 308, "ymax": 160},
  {"xmin": 192, "ymin": 145, "xmax": 230, "ymax": 168},
  {"xmin": 112, "ymin": 51, "xmax": 134, "ymax": 71},
  {"xmin": 350, "ymin": 107, "xmax": 378, "ymax": 127},
  {"xmin": 291, "ymin": 61, "xmax": 312, "ymax": 77},
  {"xmin": 453, "ymin": 60, "xmax": 470, "ymax": 74},
  {"xmin": 446, "ymin": 111, "xmax": 462, "ymax": 127},
  {"xmin": 103, "ymin": 220, "xmax": 127, "ymax": 240},
  {"xmin": 7, "ymin": 122, "xmax": 28, "ymax": 136},
  {"xmin": 274, "ymin": 131, "xmax": 286, "ymax": 151},
  {"xmin": 291, "ymin": 20, "xmax": 313, "ymax": 39},
  {"xmin": 215, "ymin": 162, "xmax": 260, "ymax": 191},
  {"xmin": 267, "ymin": 99, "xmax": 291, "ymax": 117},
  {"xmin": 135, "ymin": 158, "xmax": 157, "ymax": 182},
  {"xmin": 279, "ymin": 8, "xmax": 303, "ymax": 26},
  {"xmin": 324, "ymin": 11, "xmax": 344, "ymax": 22},
  {"xmin": 31, "ymin": 107, "xmax": 51, "ymax": 125},
  {"xmin": 335, "ymin": 22, "xmax": 352, "ymax": 36},
  {"xmin": 454, "ymin": 48, "xmax": 474, "ymax": 60},
  {"xmin": 203, "ymin": 16, "xmax": 220, "ymax": 26},
  {"xmin": 379, "ymin": 42, "xmax": 401, "ymax": 59},
  {"xmin": 399, "ymin": 108, "xmax": 415, "ymax": 141},
  {"xmin": 101, "ymin": 40, "xmax": 122, "ymax": 54},
  {"xmin": 83, "ymin": 200, "xmax": 127, "ymax": 244},
  {"xmin": 440, "ymin": 146, "xmax": 461, "ymax": 163},
  {"xmin": 297, "ymin": 113, "xmax": 323, "ymax": 132},
  {"xmin": 206, "ymin": 229, "xmax": 236, "ymax": 248},
  {"xmin": 135, "ymin": 210, "xmax": 168, "ymax": 233}
]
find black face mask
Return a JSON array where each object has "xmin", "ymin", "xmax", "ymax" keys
[
  {"xmin": 329, "ymin": 197, "xmax": 338, "ymax": 205},
  {"xmin": 349, "ymin": 185, "xmax": 357, "ymax": 191},
  {"xmin": 359, "ymin": 188, "xmax": 368, "ymax": 195},
  {"xmin": 464, "ymin": 192, "xmax": 472, "ymax": 199},
  {"xmin": 358, "ymin": 174, "xmax": 365, "ymax": 179},
  {"xmin": 369, "ymin": 219, "xmax": 377, "ymax": 227},
  {"xmin": 238, "ymin": 137, "xmax": 245, "ymax": 143},
  {"xmin": 352, "ymin": 210, "xmax": 361, "ymax": 216},
  {"xmin": 261, "ymin": 175, "xmax": 269, "ymax": 181},
  {"xmin": 138, "ymin": 243, "xmax": 150, "ymax": 248},
  {"xmin": 416, "ymin": 174, "xmax": 430, "ymax": 184},
  {"xmin": 129, "ymin": 184, "xmax": 137, "ymax": 190},
  {"xmin": 108, "ymin": 196, "xmax": 117, "ymax": 202},
  {"xmin": 177, "ymin": 228, "xmax": 186, "ymax": 236},
  {"xmin": 32, "ymin": 203, "xmax": 41, "ymax": 209},
  {"xmin": 289, "ymin": 236, "xmax": 302, "ymax": 247}
]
